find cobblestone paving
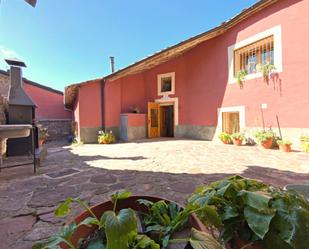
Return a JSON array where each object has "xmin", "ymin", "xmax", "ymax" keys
[{"xmin": 0, "ymin": 138, "xmax": 308, "ymax": 249}]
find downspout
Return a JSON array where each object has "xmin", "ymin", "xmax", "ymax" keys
[{"xmin": 100, "ymin": 78, "xmax": 106, "ymax": 131}]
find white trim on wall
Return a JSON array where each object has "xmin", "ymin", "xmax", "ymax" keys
[
  {"xmin": 228, "ymin": 25, "xmax": 283, "ymax": 84},
  {"xmin": 157, "ymin": 72, "xmax": 175, "ymax": 96},
  {"xmin": 155, "ymin": 96, "xmax": 179, "ymax": 125},
  {"xmin": 217, "ymin": 105, "xmax": 246, "ymax": 131}
]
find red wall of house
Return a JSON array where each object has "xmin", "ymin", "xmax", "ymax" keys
[
  {"xmin": 23, "ymin": 83, "xmax": 72, "ymax": 120},
  {"xmin": 104, "ymin": 0, "xmax": 309, "ymax": 129},
  {"xmin": 78, "ymin": 80, "xmax": 102, "ymax": 128}
]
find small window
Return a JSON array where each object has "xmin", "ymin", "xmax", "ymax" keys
[
  {"xmin": 157, "ymin": 72, "xmax": 175, "ymax": 96},
  {"xmin": 161, "ymin": 77, "xmax": 172, "ymax": 92},
  {"xmin": 234, "ymin": 35, "xmax": 274, "ymax": 76},
  {"xmin": 222, "ymin": 112, "xmax": 240, "ymax": 134}
]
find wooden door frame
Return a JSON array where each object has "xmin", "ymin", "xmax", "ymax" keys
[{"xmin": 154, "ymin": 97, "xmax": 178, "ymax": 137}]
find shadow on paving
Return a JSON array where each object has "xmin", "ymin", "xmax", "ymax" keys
[{"xmin": 0, "ymin": 143, "xmax": 309, "ymax": 249}]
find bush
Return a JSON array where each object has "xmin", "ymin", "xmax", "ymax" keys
[
  {"xmin": 254, "ymin": 129, "xmax": 275, "ymax": 143},
  {"xmin": 188, "ymin": 175, "xmax": 309, "ymax": 248},
  {"xmin": 231, "ymin": 132, "xmax": 245, "ymax": 140},
  {"xmin": 277, "ymin": 139, "xmax": 292, "ymax": 145},
  {"xmin": 218, "ymin": 132, "xmax": 232, "ymax": 143},
  {"xmin": 98, "ymin": 130, "xmax": 116, "ymax": 144},
  {"xmin": 300, "ymin": 136, "xmax": 309, "ymax": 153}
]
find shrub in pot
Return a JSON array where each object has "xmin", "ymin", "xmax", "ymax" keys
[
  {"xmin": 218, "ymin": 132, "xmax": 232, "ymax": 144},
  {"xmin": 98, "ymin": 130, "xmax": 116, "ymax": 144},
  {"xmin": 254, "ymin": 130, "xmax": 275, "ymax": 149},
  {"xmin": 33, "ymin": 190, "xmax": 222, "ymax": 249},
  {"xmin": 38, "ymin": 128, "xmax": 49, "ymax": 146},
  {"xmin": 300, "ymin": 136, "xmax": 309, "ymax": 153},
  {"xmin": 231, "ymin": 133, "xmax": 245, "ymax": 146},
  {"xmin": 188, "ymin": 175, "xmax": 309, "ymax": 249},
  {"xmin": 277, "ymin": 139, "xmax": 292, "ymax": 152}
]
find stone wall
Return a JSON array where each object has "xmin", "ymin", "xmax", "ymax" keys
[
  {"xmin": 37, "ymin": 119, "xmax": 72, "ymax": 141},
  {"xmin": 0, "ymin": 73, "xmax": 10, "ymax": 100}
]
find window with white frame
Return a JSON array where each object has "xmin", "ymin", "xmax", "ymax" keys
[
  {"xmin": 157, "ymin": 72, "xmax": 175, "ymax": 96},
  {"xmin": 228, "ymin": 25, "xmax": 282, "ymax": 84},
  {"xmin": 234, "ymin": 35, "xmax": 274, "ymax": 76}
]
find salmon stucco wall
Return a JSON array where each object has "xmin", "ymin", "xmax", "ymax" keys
[
  {"xmin": 23, "ymin": 83, "xmax": 72, "ymax": 120},
  {"xmin": 73, "ymin": 80, "xmax": 103, "ymax": 142}
]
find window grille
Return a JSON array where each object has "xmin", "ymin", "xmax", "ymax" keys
[{"xmin": 234, "ymin": 35, "xmax": 274, "ymax": 76}]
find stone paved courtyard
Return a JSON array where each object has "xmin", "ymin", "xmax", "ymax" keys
[{"xmin": 0, "ymin": 138, "xmax": 308, "ymax": 249}]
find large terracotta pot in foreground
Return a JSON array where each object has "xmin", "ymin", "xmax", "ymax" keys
[{"xmin": 61, "ymin": 196, "xmax": 207, "ymax": 248}]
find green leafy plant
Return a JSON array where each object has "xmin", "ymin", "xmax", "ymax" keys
[
  {"xmin": 169, "ymin": 228, "xmax": 223, "ymax": 249},
  {"xmin": 236, "ymin": 70, "xmax": 247, "ymax": 88},
  {"xmin": 218, "ymin": 132, "xmax": 232, "ymax": 144},
  {"xmin": 32, "ymin": 223, "xmax": 77, "ymax": 249},
  {"xmin": 231, "ymin": 133, "xmax": 245, "ymax": 140},
  {"xmin": 300, "ymin": 136, "xmax": 309, "ymax": 153},
  {"xmin": 254, "ymin": 130, "xmax": 275, "ymax": 143},
  {"xmin": 98, "ymin": 130, "xmax": 116, "ymax": 144},
  {"xmin": 33, "ymin": 189, "xmax": 222, "ymax": 249},
  {"xmin": 33, "ymin": 190, "xmax": 145, "ymax": 249},
  {"xmin": 277, "ymin": 139, "xmax": 292, "ymax": 146},
  {"xmin": 258, "ymin": 63, "xmax": 276, "ymax": 82},
  {"xmin": 188, "ymin": 175, "xmax": 309, "ymax": 248},
  {"xmin": 137, "ymin": 199, "xmax": 192, "ymax": 247}
]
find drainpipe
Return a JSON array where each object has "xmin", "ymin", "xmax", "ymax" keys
[{"xmin": 100, "ymin": 78, "xmax": 105, "ymax": 131}]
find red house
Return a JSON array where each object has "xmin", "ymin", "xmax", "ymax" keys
[{"xmin": 65, "ymin": 0, "xmax": 309, "ymax": 147}]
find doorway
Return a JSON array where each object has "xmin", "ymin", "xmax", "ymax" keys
[
  {"xmin": 160, "ymin": 105, "xmax": 174, "ymax": 137},
  {"xmin": 148, "ymin": 102, "xmax": 174, "ymax": 138}
]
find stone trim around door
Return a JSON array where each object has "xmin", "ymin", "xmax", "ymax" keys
[{"xmin": 217, "ymin": 105, "xmax": 246, "ymax": 132}]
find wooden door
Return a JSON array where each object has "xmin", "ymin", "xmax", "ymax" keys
[{"xmin": 148, "ymin": 102, "xmax": 160, "ymax": 138}]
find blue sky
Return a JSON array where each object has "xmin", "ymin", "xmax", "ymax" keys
[{"xmin": 0, "ymin": 0, "xmax": 257, "ymax": 91}]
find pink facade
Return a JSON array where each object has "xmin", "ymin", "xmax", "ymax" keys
[
  {"xmin": 72, "ymin": 80, "xmax": 103, "ymax": 141},
  {"xmin": 23, "ymin": 82, "xmax": 72, "ymax": 120},
  {"xmin": 70, "ymin": 0, "xmax": 309, "ymax": 143}
]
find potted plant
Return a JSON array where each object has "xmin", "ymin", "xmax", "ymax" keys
[
  {"xmin": 130, "ymin": 106, "xmax": 141, "ymax": 114},
  {"xmin": 98, "ymin": 130, "xmax": 116, "ymax": 144},
  {"xmin": 188, "ymin": 175, "xmax": 309, "ymax": 249},
  {"xmin": 33, "ymin": 190, "xmax": 222, "ymax": 249},
  {"xmin": 277, "ymin": 139, "xmax": 292, "ymax": 152},
  {"xmin": 236, "ymin": 70, "xmax": 247, "ymax": 88},
  {"xmin": 38, "ymin": 128, "xmax": 49, "ymax": 146},
  {"xmin": 254, "ymin": 130, "xmax": 275, "ymax": 149},
  {"xmin": 218, "ymin": 132, "xmax": 232, "ymax": 144},
  {"xmin": 231, "ymin": 133, "xmax": 245, "ymax": 146},
  {"xmin": 300, "ymin": 135, "xmax": 309, "ymax": 153},
  {"xmin": 256, "ymin": 63, "xmax": 276, "ymax": 83}
]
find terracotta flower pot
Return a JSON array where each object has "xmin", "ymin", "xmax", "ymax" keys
[
  {"xmin": 279, "ymin": 144, "xmax": 291, "ymax": 152},
  {"xmin": 260, "ymin": 137, "xmax": 273, "ymax": 149},
  {"xmin": 222, "ymin": 139, "xmax": 230, "ymax": 144},
  {"xmin": 233, "ymin": 138, "xmax": 243, "ymax": 146},
  {"xmin": 60, "ymin": 196, "xmax": 207, "ymax": 248}
]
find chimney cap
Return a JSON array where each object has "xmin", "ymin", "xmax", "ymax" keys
[{"xmin": 5, "ymin": 58, "xmax": 27, "ymax": 68}]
